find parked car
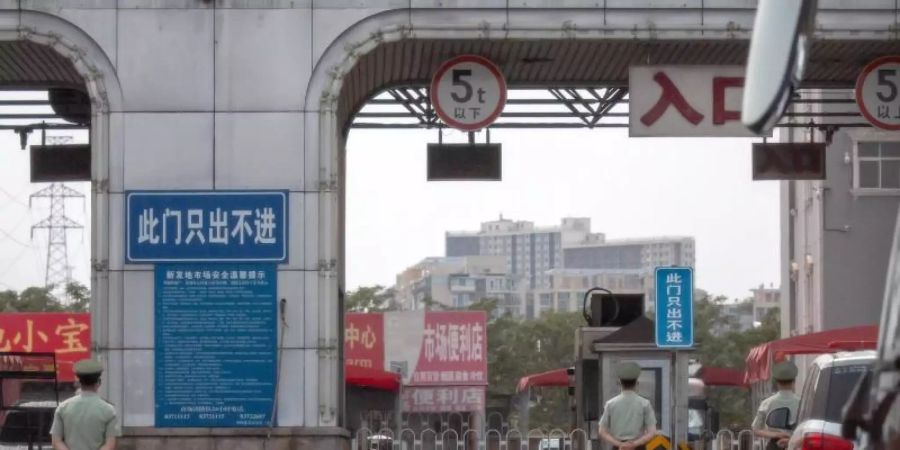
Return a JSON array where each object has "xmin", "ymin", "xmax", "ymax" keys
[
  {"xmin": 841, "ymin": 210, "xmax": 900, "ymax": 450},
  {"xmin": 0, "ymin": 400, "xmax": 57, "ymax": 450},
  {"xmin": 767, "ymin": 351, "xmax": 875, "ymax": 450}
]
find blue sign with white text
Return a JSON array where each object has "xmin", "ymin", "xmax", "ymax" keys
[
  {"xmin": 155, "ymin": 263, "xmax": 277, "ymax": 427},
  {"xmin": 655, "ymin": 267, "xmax": 694, "ymax": 348},
  {"xmin": 126, "ymin": 191, "xmax": 288, "ymax": 263}
]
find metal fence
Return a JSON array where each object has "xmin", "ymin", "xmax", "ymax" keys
[
  {"xmin": 714, "ymin": 429, "xmax": 767, "ymax": 450},
  {"xmin": 352, "ymin": 427, "xmax": 768, "ymax": 450},
  {"xmin": 352, "ymin": 428, "xmax": 590, "ymax": 450}
]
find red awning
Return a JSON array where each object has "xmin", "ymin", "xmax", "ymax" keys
[
  {"xmin": 345, "ymin": 365, "xmax": 401, "ymax": 392},
  {"xmin": 516, "ymin": 368, "xmax": 569, "ymax": 393},
  {"xmin": 698, "ymin": 366, "xmax": 747, "ymax": 388},
  {"xmin": 744, "ymin": 325, "xmax": 878, "ymax": 384}
]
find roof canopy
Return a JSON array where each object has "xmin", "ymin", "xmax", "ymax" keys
[
  {"xmin": 516, "ymin": 368, "xmax": 569, "ymax": 393},
  {"xmin": 697, "ymin": 366, "xmax": 747, "ymax": 388},
  {"xmin": 345, "ymin": 365, "xmax": 401, "ymax": 392},
  {"xmin": 744, "ymin": 325, "xmax": 878, "ymax": 384}
]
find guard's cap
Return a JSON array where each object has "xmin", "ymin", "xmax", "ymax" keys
[
  {"xmin": 772, "ymin": 361, "xmax": 797, "ymax": 382},
  {"xmin": 616, "ymin": 362, "xmax": 641, "ymax": 381},
  {"xmin": 74, "ymin": 359, "xmax": 103, "ymax": 376}
]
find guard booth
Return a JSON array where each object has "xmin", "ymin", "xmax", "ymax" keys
[{"xmin": 574, "ymin": 291, "xmax": 692, "ymax": 450}]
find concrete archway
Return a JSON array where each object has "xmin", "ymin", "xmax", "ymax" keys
[
  {"xmin": 0, "ymin": 8, "xmax": 122, "ymax": 398},
  {"xmin": 306, "ymin": 5, "xmax": 899, "ymax": 431}
]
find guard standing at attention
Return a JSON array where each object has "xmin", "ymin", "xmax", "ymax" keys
[
  {"xmin": 598, "ymin": 362, "xmax": 658, "ymax": 450},
  {"xmin": 50, "ymin": 359, "xmax": 120, "ymax": 450},
  {"xmin": 752, "ymin": 360, "xmax": 801, "ymax": 450}
]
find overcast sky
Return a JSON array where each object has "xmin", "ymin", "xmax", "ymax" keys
[
  {"xmin": 346, "ymin": 128, "xmax": 780, "ymax": 300},
  {"xmin": 0, "ymin": 113, "xmax": 780, "ymax": 301}
]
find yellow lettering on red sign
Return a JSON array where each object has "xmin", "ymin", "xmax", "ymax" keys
[{"xmin": 55, "ymin": 318, "xmax": 89, "ymax": 354}]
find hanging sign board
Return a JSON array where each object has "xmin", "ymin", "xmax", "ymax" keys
[
  {"xmin": 430, "ymin": 55, "xmax": 507, "ymax": 131},
  {"xmin": 752, "ymin": 142, "xmax": 826, "ymax": 180},
  {"xmin": 630, "ymin": 66, "xmax": 763, "ymax": 137},
  {"xmin": 427, "ymin": 143, "xmax": 502, "ymax": 181},
  {"xmin": 30, "ymin": 144, "xmax": 91, "ymax": 182},
  {"xmin": 855, "ymin": 56, "xmax": 900, "ymax": 130}
]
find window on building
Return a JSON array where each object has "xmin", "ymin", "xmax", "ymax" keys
[
  {"xmin": 856, "ymin": 141, "xmax": 900, "ymax": 189},
  {"xmin": 558, "ymin": 292, "xmax": 571, "ymax": 311}
]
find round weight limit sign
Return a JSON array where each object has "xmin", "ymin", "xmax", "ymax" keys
[
  {"xmin": 856, "ymin": 56, "xmax": 900, "ymax": 131},
  {"xmin": 431, "ymin": 55, "xmax": 507, "ymax": 132}
]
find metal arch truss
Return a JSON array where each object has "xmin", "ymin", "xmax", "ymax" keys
[{"xmin": 352, "ymin": 87, "xmax": 870, "ymax": 131}]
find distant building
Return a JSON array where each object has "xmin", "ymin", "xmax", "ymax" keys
[
  {"xmin": 528, "ymin": 268, "xmax": 646, "ymax": 319},
  {"xmin": 714, "ymin": 301, "xmax": 755, "ymax": 336},
  {"xmin": 445, "ymin": 217, "xmax": 593, "ymax": 290},
  {"xmin": 388, "ymin": 217, "xmax": 695, "ymax": 318},
  {"xmin": 393, "ymin": 256, "xmax": 523, "ymax": 311},
  {"xmin": 563, "ymin": 236, "xmax": 695, "ymax": 309},
  {"xmin": 750, "ymin": 283, "xmax": 780, "ymax": 324}
]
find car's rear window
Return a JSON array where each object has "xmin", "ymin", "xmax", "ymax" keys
[{"xmin": 820, "ymin": 363, "xmax": 872, "ymax": 422}]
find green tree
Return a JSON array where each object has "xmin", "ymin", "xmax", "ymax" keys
[
  {"xmin": 344, "ymin": 285, "xmax": 396, "ymax": 312},
  {"xmin": 0, "ymin": 282, "xmax": 90, "ymax": 312},
  {"xmin": 465, "ymin": 299, "xmax": 581, "ymax": 430},
  {"xmin": 693, "ymin": 293, "xmax": 780, "ymax": 429}
]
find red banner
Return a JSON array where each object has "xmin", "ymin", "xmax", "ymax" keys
[
  {"xmin": 0, "ymin": 313, "xmax": 90, "ymax": 382},
  {"xmin": 410, "ymin": 311, "xmax": 487, "ymax": 386},
  {"xmin": 345, "ymin": 313, "xmax": 384, "ymax": 370}
]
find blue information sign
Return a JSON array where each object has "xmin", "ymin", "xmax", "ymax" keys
[
  {"xmin": 655, "ymin": 267, "xmax": 694, "ymax": 348},
  {"xmin": 155, "ymin": 263, "xmax": 277, "ymax": 427},
  {"xmin": 126, "ymin": 191, "xmax": 288, "ymax": 263}
]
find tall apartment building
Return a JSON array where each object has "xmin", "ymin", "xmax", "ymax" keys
[
  {"xmin": 446, "ymin": 217, "xmax": 593, "ymax": 290},
  {"xmin": 563, "ymin": 236, "xmax": 695, "ymax": 308},
  {"xmin": 441, "ymin": 217, "xmax": 695, "ymax": 316}
]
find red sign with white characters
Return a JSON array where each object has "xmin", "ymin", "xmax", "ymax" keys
[
  {"xmin": 409, "ymin": 311, "xmax": 487, "ymax": 386},
  {"xmin": 344, "ymin": 313, "xmax": 384, "ymax": 370},
  {"xmin": 401, "ymin": 386, "xmax": 486, "ymax": 413},
  {"xmin": 629, "ymin": 65, "xmax": 763, "ymax": 137},
  {"xmin": 0, "ymin": 313, "xmax": 90, "ymax": 382}
]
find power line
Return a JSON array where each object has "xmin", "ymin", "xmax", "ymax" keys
[
  {"xmin": 0, "ymin": 224, "xmax": 32, "ymax": 248},
  {"xmin": 0, "ymin": 186, "xmax": 30, "ymax": 209}
]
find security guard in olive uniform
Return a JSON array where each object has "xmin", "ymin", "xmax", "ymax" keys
[
  {"xmin": 50, "ymin": 359, "xmax": 120, "ymax": 450},
  {"xmin": 751, "ymin": 361, "xmax": 801, "ymax": 450},
  {"xmin": 598, "ymin": 362, "xmax": 658, "ymax": 450}
]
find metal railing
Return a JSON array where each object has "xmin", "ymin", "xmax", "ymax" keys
[
  {"xmin": 352, "ymin": 428, "xmax": 591, "ymax": 450},
  {"xmin": 713, "ymin": 429, "xmax": 767, "ymax": 450}
]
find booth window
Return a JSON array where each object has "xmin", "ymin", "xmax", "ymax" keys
[
  {"xmin": 855, "ymin": 142, "xmax": 900, "ymax": 190},
  {"xmin": 637, "ymin": 368, "xmax": 663, "ymax": 428}
]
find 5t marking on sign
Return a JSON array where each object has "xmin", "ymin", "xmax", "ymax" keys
[
  {"xmin": 856, "ymin": 56, "xmax": 900, "ymax": 130},
  {"xmin": 430, "ymin": 55, "xmax": 507, "ymax": 132}
]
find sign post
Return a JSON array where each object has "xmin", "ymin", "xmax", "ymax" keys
[
  {"xmin": 655, "ymin": 267, "xmax": 694, "ymax": 348},
  {"xmin": 855, "ymin": 56, "xmax": 900, "ymax": 130},
  {"xmin": 430, "ymin": 55, "xmax": 507, "ymax": 132}
]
